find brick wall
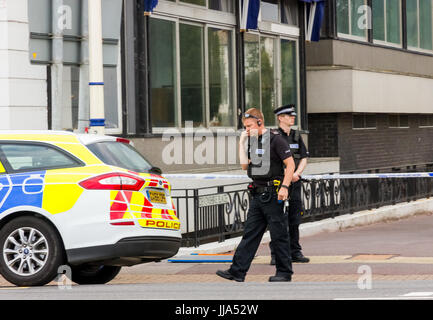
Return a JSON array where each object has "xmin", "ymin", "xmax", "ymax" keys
[
  {"xmin": 307, "ymin": 113, "xmax": 339, "ymax": 157},
  {"xmin": 308, "ymin": 113, "xmax": 433, "ymax": 172},
  {"xmin": 338, "ymin": 113, "xmax": 433, "ymax": 171}
]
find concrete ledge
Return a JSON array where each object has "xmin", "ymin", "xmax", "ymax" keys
[{"xmin": 175, "ymin": 197, "xmax": 433, "ymax": 257}]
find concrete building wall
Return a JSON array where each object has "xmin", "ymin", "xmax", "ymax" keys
[
  {"xmin": 306, "ymin": 39, "xmax": 433, "ymax": 78},
  {"xmin": 307, "ymin": 68, "xmax": 433, "ymax": 114},
  {"xmin": 0, "ymin": 0, "xmax": 48, "ymax": 130},
  {"xmin": 305, "ymin": 38, "xmax": 433, "ymax": 172}
]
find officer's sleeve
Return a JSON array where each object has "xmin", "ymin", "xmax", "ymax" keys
[
  {"xmin": 298, "ymin": 136, "xmax": 309, "ymax": 159},
  {"xmin": 273, "ymin": 135, "xmax": 292, "ymax": 161}
]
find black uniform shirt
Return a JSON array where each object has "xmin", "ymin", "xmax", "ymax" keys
[
  {"xmin": 247, "ymin": 130, "xmax": 292, "ymax": 187},
  {"xmin": 278, "ymin": 128, "xmax": 309, "ymax": 161}
]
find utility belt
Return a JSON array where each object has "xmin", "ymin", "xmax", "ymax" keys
[{"xmin": 248, "ymin": 180, "xmax": 282, "ymax": 194}]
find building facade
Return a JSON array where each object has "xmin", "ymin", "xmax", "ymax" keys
[
  {"xmin": 2, "ymin": 0, "xmax": 433, "ymax": 173},
  {"xmin": 307, "ymin": 0, "xmax": 433, "ymax": 172},
  {"xmin": 124, "ymin": 0, "xmax": 307, "ymax": 172}
]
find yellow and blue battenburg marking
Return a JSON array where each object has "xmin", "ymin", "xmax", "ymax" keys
[{"xmin": 0, "ymin": 171, "xmax": 46, "ymax": 214}]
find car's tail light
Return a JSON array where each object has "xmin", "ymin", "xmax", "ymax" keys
[{"xmin": 79, "ymin": 173, "xmax": 144, "ymax": 191}]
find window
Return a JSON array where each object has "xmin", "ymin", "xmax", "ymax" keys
[
  {"xmin": 261, "ymin": 0, "xmax": 279, "ymax": 23},
  {"xmin": 337, "ymin": 0, "xmax": 368, "ymax": 39},
  {"xmin": 281, "ymin": 39, "xmax": 298, "ymax": 124},
  {"xmin": 419, "ymin": 114, "xmax": 433, "ymax": 127},
  {"xmin": 407, "ymin": 0, "xmax": 433, "ymax": 50},
  {"xmin": 149, "ymin": 18, "xmax": 177, "ymax": 127},
  {"xmin": 244, "ymin": 33, "xmax": 261, "ymax": 112},
  {"xmin": 57, "ymin": 64, "xmax": 122, "ymax": 132},
  {"xmin": 281, "ymin": 0, "xmax": 299, "ymax": 26},
  {"xmin": 209, "ymin": 0, "xmax": 234, "ymax": 13},
  {"xmin": 178, "ymin": 0, "xmax": 234, "ymax": 12},
  {"xmin": 244, "ymin": 34, "xmax": 277, "ymax": 126},
  {"xmin": 353, "ymin": 114, "xmax": 376, "ymax": 129},
  {"xmin": 180, "ymin": 0, "xmax": 206, "ymax": 6},
  {"xmin": 208, "ymin": 28, "xmax": 234, "ymax": 127},
  {"xmin": 0, "ymin": 144, "xmax": 81, "ymax": 172},
  {"xmin": 389, "ymin": 114, "xmax": 409, "ymax": 128},
  {"xmin": 373, "ymin": 0, "xmax": 401, "ymax": 45},
  {"xmin": 87, "ymin": 141, "xmax": 153, "ymax": 173},
  {"xmin": 180, "ymin": 23, "xmax": 205, "ymax": 127},
  {"xmin": 149, "ymin": 17, "xmax": 236, "ymax": 129},
  {"xmin": 260, "ymin": 36, "xmax": 277, "ymax": 126},
  {"xmin": 244, "ymin": 34, "xmax": 298, "ymax": 127}
]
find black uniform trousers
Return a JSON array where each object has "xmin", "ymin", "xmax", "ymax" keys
[
  {"xmin": 270, "ymin": 180, "xmax": 304, "ymax": 258},
  {"xmin": 229, "ymin": 191, "xmax": 293, "ymax": 280}
]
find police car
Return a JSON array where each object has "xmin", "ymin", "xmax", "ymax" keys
[{"xmin": 0, "ymin": 131, "xmax": 181, "ymax": 286}]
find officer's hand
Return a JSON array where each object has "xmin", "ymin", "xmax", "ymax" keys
[
  {"xmin": 292, "ymin": 173, "xmax": 300, "ymax": 182},
  {"xmin": 278, "ymin": 187, "xmax": 288, "ymax": 201}
]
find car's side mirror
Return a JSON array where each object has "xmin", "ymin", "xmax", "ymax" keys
[{"xmin": 150, "ymin": 166, "xmax": 162, "ymax": 175}]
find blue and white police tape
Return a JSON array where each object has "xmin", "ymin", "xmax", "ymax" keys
[{"xmin": 163, "ymin": 172, "xmax": 433, "ymax": 181}]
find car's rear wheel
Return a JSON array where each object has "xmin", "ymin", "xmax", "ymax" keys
[
  {"xmin": 0, "ymin": 216, "xmax": 65, "ymax": 287},
  {"xmin": 70, "ymin": 264, "xmax": 122, "ymax": 285}
]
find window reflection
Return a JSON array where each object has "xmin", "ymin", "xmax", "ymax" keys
[
  {"xmin": 244, "ymin": 33, "xmax": 260, "ymax": 111},
  {"xmin": 180, "ymin": 23, "xmax": 205, "ymax": 127},
  {"xmin": 180, "ymin": 0, "xmax": 206, "ymax": 6},
  {"xmin": 149, "ymin": 18, "xmax": 177, "ymax": 127},
  {"xmin": 208, "ymin": 28, "xmax": 234, "ymax": 127},
  {"xmin": 209, "ymin": 0, "xmax": 234, "ymax": 13},
  {"xmin": 281, "ymin": 39, "xmax": 297, "ymax": 124},
  {"xmin": 260, "ymin": 37, "xmax": 276, "ymax": 126},
  {"xmin": 261, "ymin": 0, "xmax": 279, "ymax": 23}
]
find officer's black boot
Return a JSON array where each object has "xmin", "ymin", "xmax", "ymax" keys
[{"xmin": 290, "ymin": 224, "xmax": 310, "ymax": 263}]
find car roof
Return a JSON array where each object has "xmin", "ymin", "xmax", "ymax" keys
[{"xmin": 0, "ymin": 130, "xmax": 117, "ymax": 145}]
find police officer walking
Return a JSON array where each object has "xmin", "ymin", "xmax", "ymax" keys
[
  {"xmin": 216, "ymin": 108, "xmax": 296, "ymax": 282},
  {"xmin": 270, "ymin": 104, "xmax": 310, "ymax": 264}
]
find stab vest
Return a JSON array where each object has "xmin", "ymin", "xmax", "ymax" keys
[
  {"xmin": 280, "ymin": 128, "xmax": 301, "ymax": 169},
  {"xmin": 247, "ymin": 129, "xmax": 284, "ymax": 181}
]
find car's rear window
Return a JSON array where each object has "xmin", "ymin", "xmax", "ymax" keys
[
  {"xmin": 0, "ymin": 143, "xmax": 81, "ymax": 172},
  {"xmin": 87, "ymin": 141, "xmax": 153, "ymax": 173}
]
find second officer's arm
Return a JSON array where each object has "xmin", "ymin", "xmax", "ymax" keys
[
  {"xmin": 273, "ymin": 135, "xmax": 295, "ymax": 200},
  {"xmin": 279, "ymin": 156, "xmax": 295, "ymax": 201}
]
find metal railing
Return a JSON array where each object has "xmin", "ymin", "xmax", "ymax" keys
[{"xmin": 172, "ymin": 164, "xmax": 433, "ymax": 247}]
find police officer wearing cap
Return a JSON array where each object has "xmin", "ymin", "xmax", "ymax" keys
[
  {"xmin": 216, "ymin": 108, "xmax": 295, "ymax": 282},
  {"xmin": 269, "ymin": 104, "xmax": 310, "ymax": 264}
]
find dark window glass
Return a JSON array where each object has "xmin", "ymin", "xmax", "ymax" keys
[
  {"xmin": 209, "ymin": 0, "xmax": 234, "ymax": 13},
  {"xmin": 87, "ymin": 141, "xmax": 153, "ymax": 173},
  {"xmin": 399, "ymin": 115, "xmax": 409, "ymax": 127},
  {"xmin": 365, "ymin": 114, "xmax": 377, "ymax": 128},
  {"xmin": 389, "ymin": 114, "xmax": 399, "ymax": 127},
  {"xmin": 180, "ymin": 23, "xmax": 205, "ymax": 127},
  {"xmin": 149, "ymin": 18, "xmax": 177, "ymax": 127},
  {"xmin": 261, "ymin": 0, "xmax": 279, "ymax": 22},
  {"xmin": 353, "ymin": 114, "xmax": 364, "ymax": 128},
  {"xmin": 0, "ymin": 144, "xmax": 79, "ymax": 172}
]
